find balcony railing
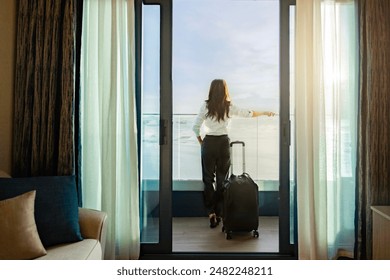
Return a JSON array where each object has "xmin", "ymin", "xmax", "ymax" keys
[{"xmin": 141, "ymin": 114, "xmax": 280, "ymax": 191}]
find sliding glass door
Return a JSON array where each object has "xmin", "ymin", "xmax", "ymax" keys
[
  {"xmin": 137, "ymin": 0, "xmax": 173, "ymax": 255},
  {"xmin": 137, "ymin": 0, "xmax": 296, "ymax": 258}
]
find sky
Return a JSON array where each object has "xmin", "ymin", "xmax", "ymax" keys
[{"xmin": 142, "ymin": 0, "xmax": 280, "ymax": 114}]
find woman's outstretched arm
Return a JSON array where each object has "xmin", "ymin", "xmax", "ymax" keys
[{"xmin": 252, "ymin": 111, "xmax": 275, "ymax": 117}]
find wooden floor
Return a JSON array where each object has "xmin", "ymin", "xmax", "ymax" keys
[{"xmin": 173, "ymin": 217, "xmax": 279, "ymax": 253}]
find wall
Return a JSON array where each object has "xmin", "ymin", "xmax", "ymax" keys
[
  {"xmin": 0, "ymin": 0, "xmax": 16, "ymax": 174},
  {"xmin": 143, "ymin": 179, "xmax": 279, "ymax": 217}
]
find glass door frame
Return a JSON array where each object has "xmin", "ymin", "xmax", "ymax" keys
[
  {"xmin": 280, "ymin": 0, "xmax": 296, "ymax": 257},
  {"xmin": 136, "ymin": 0, "xmax": 173, "ymax": 255},
  {"xmin": 136, "ymin": 0, "xmax": 297, "ymax": 259}
]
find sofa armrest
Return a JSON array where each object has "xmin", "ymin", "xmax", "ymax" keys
[
  {"xmin": 0, "ymin": 170, "xmax": 11, "ymax": 178},
  {"xmin": 78, "ymin": 208, "xmax": 108, "ymax": 257}
]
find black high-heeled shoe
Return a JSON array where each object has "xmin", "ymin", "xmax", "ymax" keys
[{"xmin": 209, "ymin": 214, "xmax": 218, "ymax": 228}]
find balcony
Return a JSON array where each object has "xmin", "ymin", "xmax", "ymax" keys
[{"xmin": 141, "ymin": 114, "xmax": 282, "ymax": 217}]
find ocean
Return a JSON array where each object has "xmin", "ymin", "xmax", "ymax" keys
[{"xmin": 141, "ymin": 114, "xmax": 280, "ymax": 181}]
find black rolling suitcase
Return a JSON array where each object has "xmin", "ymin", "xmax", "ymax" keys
[{"xmin": 222, "ymin": 141, "xmax": 259, "ymax": 240}]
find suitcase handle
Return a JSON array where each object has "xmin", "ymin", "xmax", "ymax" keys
[
  {"xmin": 230, "ymin": 141, "xmax": 245, "ymax": 174},
  {"xmin": 230, "ymin": 141, "xmax": 245, "ymax": 147}
]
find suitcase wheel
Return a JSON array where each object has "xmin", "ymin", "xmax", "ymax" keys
[
  {"xmin": 226, "ymin": 231, "xmax": 233, "ymax": 240},
  {"xmin": 253, "ymin": 230, "xmax": 259, "ymax": 238}
]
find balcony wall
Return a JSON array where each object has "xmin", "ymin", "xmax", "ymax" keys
[{"xmin": 142, "ymin": 179, "xmax": 279, "ymax": 217}]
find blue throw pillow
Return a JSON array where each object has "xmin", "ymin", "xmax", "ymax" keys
[{"xmin": 0, "ymin": 176, "xmax": 83, "ymax": 247}]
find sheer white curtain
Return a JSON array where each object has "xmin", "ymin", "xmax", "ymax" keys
[
  {"xmin": 295, "ymin": 0, "xmax": 357, "ymax": 259},
  {"xmin": 80, "ymin": 0, "xmax": 140, "ymax": 260}
]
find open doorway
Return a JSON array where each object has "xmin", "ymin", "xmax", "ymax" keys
[{"xmin": 172, "ymin": 0, "xmax": 280, "ymax": 253}]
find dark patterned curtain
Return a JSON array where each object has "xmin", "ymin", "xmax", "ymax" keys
[
  {"xmin": 13, "ymin": 0, "xmax": 77, "ymax": 177},
  {"xmin": 357, "ymin": 0, "xmax": 390, "ymax": 259}
]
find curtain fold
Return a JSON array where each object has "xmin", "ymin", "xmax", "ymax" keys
[
  {"xmin": 295, "ymin": 0, "xmax": 358, "ymax": 259},
  {"xmin": 13, "ymin": 0, "xmax": 77, "ymax": 177},
  {"xmin": 357, "ymin": 0, "xmax": 390, "ymax": 260},
  {"xmin": 81, "ymin": 0, "xmax": 140, "ymax": 260},
  {"xmin": 295, "ymin": 0, "xmax": 328, "ymax": 259}
]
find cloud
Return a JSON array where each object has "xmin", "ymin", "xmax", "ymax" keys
[{"xmin": 151, "ymin": 0, "xmax": 281, "ymax": 113}]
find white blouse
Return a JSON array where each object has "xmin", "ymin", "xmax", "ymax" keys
[{"xmin": 192, "ymin": 102, "xmax": 253, "ymax": 137}]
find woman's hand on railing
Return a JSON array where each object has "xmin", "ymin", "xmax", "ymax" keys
[
  {"xmin": 253, "ymin": 111, "xmax": 276, "ymax": 117},
  {"xmin": 264, "ymin": 111, "xmax": 275, "ymax": 117}
]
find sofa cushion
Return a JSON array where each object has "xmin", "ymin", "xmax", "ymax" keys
[
  {"xmin": 0, "ymin": 176, "xmax": 83, "ymax": 247},
  {"xmin": 0, "ymin": 191, "xmax": 47, "ymax": 260}
]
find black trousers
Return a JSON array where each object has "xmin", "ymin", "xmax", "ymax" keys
[{"xmin": 201, "ymin": 135, "xmax": 230, "ymax": 216}]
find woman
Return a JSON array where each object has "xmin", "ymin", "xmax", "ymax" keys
[{"xmin": 192, "ymin": 79, "xmax": 275, "ymax": 228}]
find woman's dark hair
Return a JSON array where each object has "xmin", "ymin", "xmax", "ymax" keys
[{"xmin": 206, "ymin": 79, "xmax": 231, "ymax": 122}]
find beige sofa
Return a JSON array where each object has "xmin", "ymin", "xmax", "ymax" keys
[
  {"xmin": 0, "ymin": 170, "xmax": 107, "ymax": 260},
  {"xmin": 35, "ymin": 207, "xmax": 108, "ymax": 260}
]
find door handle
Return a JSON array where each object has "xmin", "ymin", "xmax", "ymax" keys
[
  {"xmin": 159, "ymin": 119, "xmax": 167, "ymax": 145},
  {"xmin": 282, "ymin": 120, "xmax": 291, "ymax": 146}
]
